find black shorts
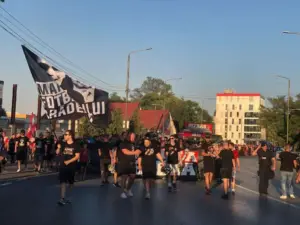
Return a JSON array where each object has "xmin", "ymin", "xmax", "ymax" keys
[
  {"xmin": 34, "ymin": 153, "xmax": 44, "ymax": 163},
  {"xmin": 100, "ymin": 158, "xmax": 110, "ymax": 172},
  {"xmin": 46, "ymin": 153, "xmax": 54, "ymax": 161},
  {"xmin": 220, "ymin": 168, "xmax": 232, "ymax": 179},
  {"xmin": 142, "ymin": 170, "xmax": 157, "ymax": 179},
  {"xmin": 59, "ymin": 166, "xmax": 75, "ymax": 184},
  {"xmin": 118, "ymin": 163, "xmax": 136, "ymax": 176},
  {"xmin": 16, "ymin": 150, "xmax": 26, "ymax": 161}
]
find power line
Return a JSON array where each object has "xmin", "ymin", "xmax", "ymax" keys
[
  {"xmin": 0, "ymin": 19, "xmax": 124, "ymax": 92},
  {"xmin": 0, "ymin": 6, "xmax": 125, "ymax": 91}
]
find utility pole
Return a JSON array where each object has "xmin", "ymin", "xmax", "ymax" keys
[{"xmin": 124, "ymin": 48, "xmax": 152, "ymax": 129}]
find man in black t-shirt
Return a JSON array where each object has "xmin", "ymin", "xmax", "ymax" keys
[
  {"xmin": 44, "ymin": 131, "xmax": 54, "ymax": 170},
  {"xmin": 138, "ymin": 135, "xmax": 164, "ymax": 199},
  {"xmin": 98, "ymin": 135, "xmax": 112, "ymax": 185},
  {"xmin": 165, "ymin": 135, "xmax": 182, "ymax": 192},
  {"xmin": 8, "ymin": 134, "xmax": 16, "ymax": 164},
  {"xmin": 279, "ymin": 143, "xmax": 297, "ymax": 199},
  {"xmin": 252, "ymin": 142, "xmax": 276, "ymax": 195},
  {"xmin": 118, "ymin": 132, "xmax": 141, "ymax": 199},
  {"xmin": 219, "ymin": 141, "xmax": 235, "ymax": 199},
  {"xmin": 57, "ymin": 130, "xmax": 80, "ymax": 206},
  {"xmin": 15, "ymin": 130, "xmax": 29, "ymax": 172},
  {"xmin": 34, "ymin": 133, "xmax": 45, "ymax": 172}
]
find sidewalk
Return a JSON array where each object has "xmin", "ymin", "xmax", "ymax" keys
[{"xmin": 0, "ymin": 162, "xmax": 54, "ymax": 182}]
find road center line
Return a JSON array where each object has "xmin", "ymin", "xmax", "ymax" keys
[{"xmin": 237, "ymin": 184, "xmax": 300, "ymax": 210}]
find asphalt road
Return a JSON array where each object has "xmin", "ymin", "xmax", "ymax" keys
[{"xmin": 0, "ymin": 157, "xmax": 300, "ymax": 225}]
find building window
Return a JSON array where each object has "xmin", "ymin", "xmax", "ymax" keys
[
  {"xmin": 225, "ymin": 125, "xmax": 228, "ymax": 131},
  {"xmin": 236, "ymin": 140, "xmax": 238, "ymax": 144},
  {"xmin": 229, "ymin": 125, "xmax": 232, "ymax": 131},
  {"xmin": 231, "ymin": 132, "xmax": 234, "ymax": 138},
  {"xmin": 232, "ymin": 104, "xmax": 235, "ymax": 110},
  {"xmin": 232, "ymin": 118, "xmax": 234, "ymax": 124},
  {"xmin": 238, "ymin": 133, "xmax": 241, "ymax": 138},
  {"xmin": 225, "ymin": 104, "xmax": 228, "ymax": 110},
  {"xmin": 236, "ymin": 126, "xmax": 239, "ymax": 132},
  {"xmin": 225, "ymin": 118, "xmax": 228, "ymax": 124},
  {"xmin": 239, "ymin": 119, "xmax": 241, "ymax": 124},
  {"xmin": 239, "ymin": 104, "xmax": 242, "ymax": 110},
  {"xmin": 237, "ymin": 112, "xmax": 239, "ymax": 117},
  {"xmin": 225, "ymin": 112, "xmax": 228, "ymax": 117},
  {"xmin": 249, "ymin": 96, "xmax": 254, "ymax": 102},
  {"xmin": 225, "ymin": 133, "xmax": 227, "ymax": 139},
  {"xmin": 230, "ymin": 112, "xmax": 232, "ymax": 117},
  {"xmin": 249, "ymin": 104, "xmax": 254, "ymax": 111}
]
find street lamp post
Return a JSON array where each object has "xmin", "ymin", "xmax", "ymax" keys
[
  {"xmin": 125, "ymin": 48, "xmax": 152, "ymax": 129},
  {"xmin": 162, "ymin": 77, "xmax": 182, "ymax": 135},
  {"xmin": 275, "ymin": 75, "xmax": 291, "ymax": 143}
]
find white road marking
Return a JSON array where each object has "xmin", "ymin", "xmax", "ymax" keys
[
  {"xmin": 0, "ymin": 182, "xmax": 12, "ymax": 187},
  {"xmin": 237, "ymin": 184, "xmax": 300, "ymax": 210}
]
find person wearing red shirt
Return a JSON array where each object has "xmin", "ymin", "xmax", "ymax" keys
[{"xmin": 229, "ymin": 142, "xmax": 240, "ymax": 195}]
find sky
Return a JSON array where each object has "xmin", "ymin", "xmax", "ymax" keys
[{"xmin": 1, "ymin": 0, "xmax": 300, "ymax": 116}]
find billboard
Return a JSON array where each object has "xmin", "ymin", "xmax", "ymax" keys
[{"xmin": 0, "ymin": 80, "xmax": 3, "ymax": 109}]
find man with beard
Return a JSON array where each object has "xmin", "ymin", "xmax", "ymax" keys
[
  {"xmin": 15, "ymin": 130, "xmax": 29, "ymax": 172},
  {"xmin": 118, "ymin": 132, "xmax": 141, "ymax": 199},
  {"xmin": 138, "ymin": 135, "xmax": 164, "ymax": 199},
  {"xmin": 57, "ymin": 130, "xmax": 80, "ymax": 206}
]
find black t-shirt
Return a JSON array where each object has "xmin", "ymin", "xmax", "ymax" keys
[
  {"xmin": 257, "ymin": 149, "xmax": 274, "ymax": 170},
  {"xmin": 44, "ymin": 137, "xmax": 54, "ymax": 154},
  {"xmin": 280, "ymin": 151, "xmax": 297, "ymax": 172},
  {"xmin": 203, "ymin": 144, "xmax": 214, "ymax": 166},
  {"xmin": 118, "ymin": 140, "xmax": 136, "ymax": 165},
  {"xmin": 61, "ymin": 142, "xmax": 80, "ymax": 168},
  {"xmin": 219, "ymin": 149, "xmax": 234, "ymax": 169},
  {"xmin": 17, "ymin": 136, "xmax": 29, "ymax": 152},
  {"xmin": 98, "ymin": 141, "xmax": 111, "ymax": 159},
  {"xmin": 166, "ymin": 143, "xmax": 180, "ymax": 164},
  {"xmin": 0, "ymin": 134, "xmax": 4, "ymax": 151},
  {"xmin": 9, "ymin": 138, "xmax": 15, "ymax": 152},
  {"xmin": 35, "ymin": 138, "xmax": 46, "ymax": 154},
  {"xmin": 139, "ymin": 145, "xmax": 160, "ymax": 170}
]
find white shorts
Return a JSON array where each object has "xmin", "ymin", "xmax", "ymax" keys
[{"xmin": 169, "ymin": 164, "xmax": 180, "ymax": 175}]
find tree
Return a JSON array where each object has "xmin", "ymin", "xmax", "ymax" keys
[
  {"xmin": 0, "ymin": 108, "xmax": 7, "ymax": 117},
  {"xmin": 106, "ymin": 109, "xmax": 123, "ymax": 135},
  {"xmin": 130, "ymin": 109, "xmax": 143, "ymax": 134},
  {"xmin": 109, "ymin": 92, "xmax": 125, "ymax": 102},
  {"xmin": 78, "ymin": 117, "xmax": 104, "ymax": 137},
  {"xmin": 259, "ymin": 95, "xmax": 300, "ymax": 146}
]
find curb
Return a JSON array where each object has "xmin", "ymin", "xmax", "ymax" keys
[{"xmin": 0, "ymin": 172, "xmax": 57, "ymax": 187}]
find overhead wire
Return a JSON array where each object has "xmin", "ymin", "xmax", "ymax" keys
[{"xmin": 0, "ymin": 6, "xmax": 125, "ymax": 92}]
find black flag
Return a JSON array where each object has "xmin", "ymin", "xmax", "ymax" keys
[{"xmin": 22, "ymin": 46, "xmax": 109, "ymax": 125}]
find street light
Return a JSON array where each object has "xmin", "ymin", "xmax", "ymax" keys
[
  {"xmin": 162, "ymin": 77, "xmax": 182, "ymax": 134},
  {"xmin": 275, "ymin": 75, "xmax": 291, "ymax": 143},
  {"xmin": 125, "ymin": 48, "xmax": 152, "ymax": 129}
]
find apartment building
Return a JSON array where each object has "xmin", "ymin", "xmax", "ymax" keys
[{"xmin": 214, "ymin": 89, "xmax": 265, "ymax": 144}]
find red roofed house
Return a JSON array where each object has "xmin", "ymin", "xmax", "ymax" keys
[{"xmin": 109, "ymin": 102, "xmax": 175, "ymax": 133}]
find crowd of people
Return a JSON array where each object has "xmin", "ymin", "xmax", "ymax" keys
[{"xmin": 1, "ymin": 127, "xmax": 300, "ymax": 204}]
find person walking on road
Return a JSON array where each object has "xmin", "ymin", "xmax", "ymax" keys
[
  {"xmin": 57, "ymin": 130, "xmax": 80, "ymax": 206},
  {"xmin": 229, "ymin": 142, "xmax": 240, "ymax": 195},
  {"xmin": 15, "ymin": 130, "xmax": 29, "ymax": 172},
  {"xmin": 279, "ymin": 143, "xmax": 297, "ymax": 200},
  {"xmin": 118, "ymin": 132, "xmax": 141, "ymax": 199},
  {"xmin": 219, "ymin": 141, "xmax": 236, "ymax": 200},
  {"xmin": 252, "ymin": 142, "xmax": 276, "ymax": 196}
]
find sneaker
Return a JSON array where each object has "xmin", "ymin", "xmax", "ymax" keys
[
  {"xmin": 16, "ymin": 169, "xmax": 20, "ymax": 173},
  {"xmin": 231, "ymin": 190, "xmax": 235, "ymax": 196},
  {"xmin": 145, "ymin": 192, "xmax": 150, "ymax": 200},
  {"xmin": 290, "ymin": 194, "xmax": 296, "ymax": 199},
  {"xmin": 221, "ymin": 194, "xmax": 229, "ymax": 200},
  {"xmin": 63, "ymin": 198, "xmax": 72, "ymax": 204},
  {"xmin": 168, "ymin": 186, "xmax": 172, "ymax": 192},
  {"xmin": 120, "ymin": 192, "xmax": 127, "ymax": 199},
  {"xmin": 127, "ymin": 190, "xmax": 133, "ymax": 197},
  {"xmin": 280, "ymin": 195, "xmax": 287, "ymax": 200},
  {"xmin": 172, "ymin": 183, "xmax": 177, "ymax": 192},
  {"xmin": 57, "ymin": 199, "xmax": 66, "ymax": 206}
]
